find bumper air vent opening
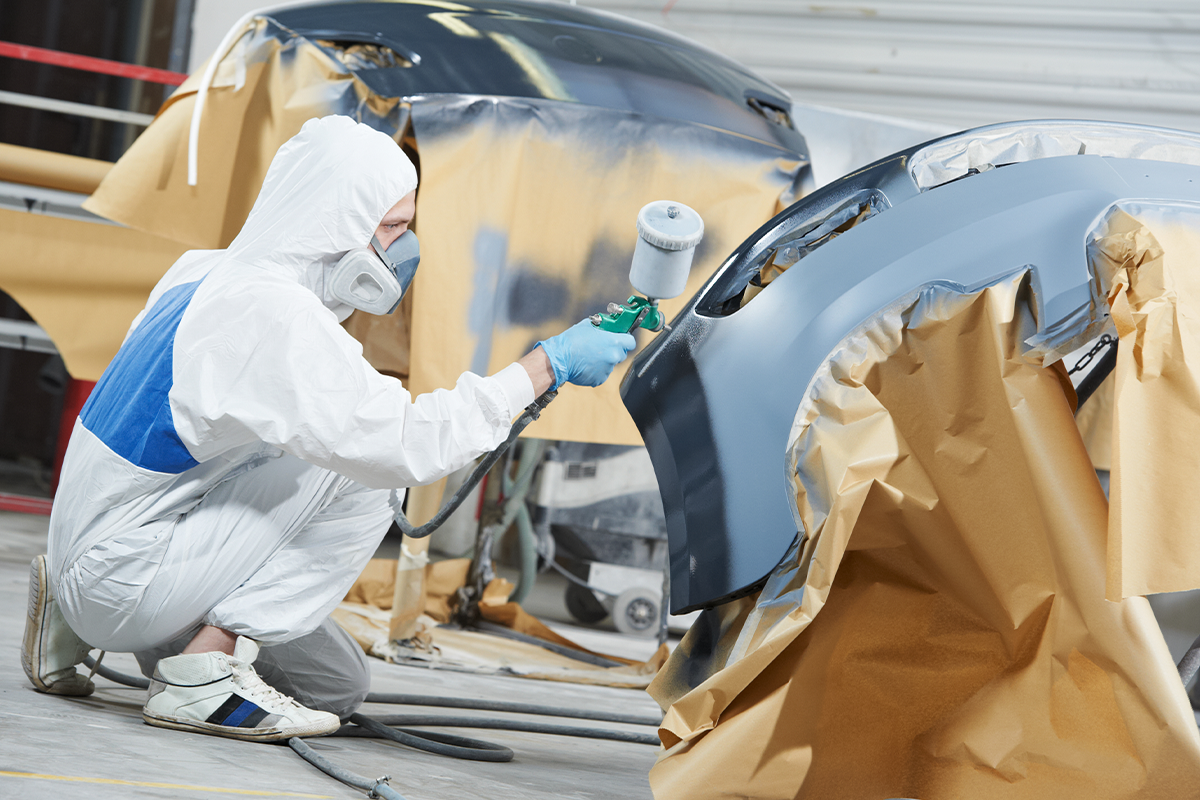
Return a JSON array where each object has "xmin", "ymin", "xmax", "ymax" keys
[{"xmin": 700, "ymin": 189, "xmax": 889, "ymax": 317}]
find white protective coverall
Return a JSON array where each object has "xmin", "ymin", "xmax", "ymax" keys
[{"xmin": 46, "ymin": 116, "xmax": 534, "ymax": 716}]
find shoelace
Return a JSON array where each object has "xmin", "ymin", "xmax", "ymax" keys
[{"xmin": 224, "ymin": 657, "xmax": 301, "ymax": 712}]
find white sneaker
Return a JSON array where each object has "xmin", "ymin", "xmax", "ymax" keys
[
  {"xmin": 143, "ymin": 636, "xmax": 341, "ymax": 741},
  {"xmin": 21, "ymin": 554, "xmax": 94, "ymax": 696}
]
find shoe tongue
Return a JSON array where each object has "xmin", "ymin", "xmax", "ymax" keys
[{"xmin": 232, "ymin": 636, "xmax": 260, "ymax": 664}]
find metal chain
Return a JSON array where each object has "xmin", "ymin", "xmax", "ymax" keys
[{"xmin": 1068, "ymin": 334, "xmax": 1116, "ymax": 375}]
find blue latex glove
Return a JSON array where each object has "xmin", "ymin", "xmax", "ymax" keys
[{"xmin": 537, "ymin": 320, "xmax": 637, "ymax": 390}]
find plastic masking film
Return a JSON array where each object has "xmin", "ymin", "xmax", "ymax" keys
[
  {"xmin": 647, "ymin": 272, "xmax": 1200, "ymax": 800},
  {"xmin": 408, "ymin": 95, "xmax": 804, "ymax": 444},
  {"xmin": 1090, "ymin": 203, "xmax": 1200, "ymax": 600},
  {"xmin": 909, "ymin": 122, "xmax": 1200, "ymax": 190}
]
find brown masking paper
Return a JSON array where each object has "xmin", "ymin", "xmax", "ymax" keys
[
  {"xmin": 647, "ymin": 273, "xmax": 1200, "ymax": 800},
  {"xmin": 84, "ymin": 19, "xmax": 404, "ymax": 250},
  {"xmin": 1074, "ymin": 371, "xmax": 1114, "ymax": 471},
  {"xmin": 1091, "ymin": 204, "xmax": 1200, "ymax": 599},
  {"xmin": 0, "ymin": 209, "xmax": 186, "ymax": 380},
  {"xmin": 334, "ymin": 559, "xmax": 666, "ymax": 687},
  {"xmin": 406, "ymin": 96, "xmax": 803, "ymax": 444},
  {"xmin": 342, "ymin": 557, "xmax": 470, "ymax": 623}
]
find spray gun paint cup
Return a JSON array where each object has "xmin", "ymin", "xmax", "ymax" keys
[
  {"xmin": 592, "ymin": 201, "xmax": 705, "ymax": 334},
  {"xmin": 629, "ymin": 201, "xmax": 705, "ymax": 300}
]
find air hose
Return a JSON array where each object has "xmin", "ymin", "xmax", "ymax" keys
[
  {"xmin": 83, "ymin": 655, "xmax": 660, "ymax": 796},
  {"xmin": 394, "ymin": 390, "xmax": 556, "ymax": 539}
]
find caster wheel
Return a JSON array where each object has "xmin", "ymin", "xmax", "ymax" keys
[
  {"xmin": 612, "ymin": 588, "xmax": 660, "ymax": 638},
  {"xmin": 565, "ymin": 582, "xmax": 608, "ymax": 624}
]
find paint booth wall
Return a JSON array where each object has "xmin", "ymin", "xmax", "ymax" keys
[{"xmin": 582, "ymin": 1, "xmax": 1200, "ymax": 135}]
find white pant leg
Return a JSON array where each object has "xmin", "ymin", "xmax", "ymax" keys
[
  {"xmin": 202, "ymin": 462, "xmax": 397, "ymax": 642},
  {"xmin": 60, "ymin": 453, "xmax": 396, "ymax": 652}
]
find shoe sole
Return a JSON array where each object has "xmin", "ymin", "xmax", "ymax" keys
[
  {"xmin": 21, "ymin": 555, "xmax": 50, "ymax": 691},
  {"xmin": 142, "ymin": 709, "xmax": 340, "ymax": 742}
]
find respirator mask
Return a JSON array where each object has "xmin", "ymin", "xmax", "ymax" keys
[{"xmin": 328, "ymin": 230, "xmax": 421, "ymax": 316}]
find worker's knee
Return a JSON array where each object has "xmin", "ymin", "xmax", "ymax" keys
[
  {"xmin": 316, "ymin": 642, "xmax": 371, "ymax": 721},
  {"xmin": 254, "ymin": 620, "xmax": 371, "ymax": 722}
]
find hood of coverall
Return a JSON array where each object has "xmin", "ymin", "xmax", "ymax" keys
[{"xmin": 226, "ymin": 115, "xmax": 418, "ymax": 317}]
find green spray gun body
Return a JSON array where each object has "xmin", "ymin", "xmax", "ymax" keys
[
  {"xmin": 590, "ymin": 295, "xmax": 665, "ymax": 334},
  {"xmin": 590, "ymin": 201, "xmax": 704, "ymax": 336}
]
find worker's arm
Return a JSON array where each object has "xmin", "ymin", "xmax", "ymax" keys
[{"xmin": 171, "ymin": 286, "xmax": 631, "ymax": 490}]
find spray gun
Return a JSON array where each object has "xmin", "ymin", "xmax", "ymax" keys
[
  {"xmin": 590, "ymin": 200, "xmax": 705, "ymax": 334},
  {"xmin": 396, "ymin": 200, "xmax": 704, "ymax": 543}
]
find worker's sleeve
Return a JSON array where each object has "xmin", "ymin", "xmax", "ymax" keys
[{"xmin": 171, "ymin": 288, "xmax": 535, "ymax": 489}]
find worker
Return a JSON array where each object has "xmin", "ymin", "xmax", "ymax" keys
[{"xmin": 20, "ymin": 115, "xmax": 636, "ymax": 742}]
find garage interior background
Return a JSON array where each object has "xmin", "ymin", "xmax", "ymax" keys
[{"xmin": 0, "ymin": 0, "xmax": 1197, "ymax": 498}]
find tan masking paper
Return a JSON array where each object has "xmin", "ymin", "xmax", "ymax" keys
[
  {"xmin": 342, "ymin": 557, "xmax": 470, "ymax": 621},
  {"xmin": 407, "ymin": 96, "xmax": 803, "ymax": 445},
  {"xmin": 0, "ymin": 208, "xmax": 186, "ymax": 380},
  {"xmin": 1074, "ymin": 371, "xmax": 1114, "ymax": 471},
  {"xmin": 84, "ymin": 21, "xmax": 402, "ymax": 249},
  {"xmin": 336, "ymin": 559, "xmax": 667, "ymax": 682},
  {"xmin": 648, "ymin": 273, "xmax": 1200, "ymax": 800},
  {"xmin": 1090, "ymin": 204, "xmax": 1200, "ymax": 599}
]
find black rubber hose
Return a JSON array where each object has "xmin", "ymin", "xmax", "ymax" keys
[
  {"xmin": 396, "ymin": 390, "xmax": 556, "ymax": 539},
  {"xmin": 83, "ymin": 654, "xmax": 150, "ymax": 689},
  {"xmin": 1179, "ymin": 633, "xmax": 1200, "ymax": 687},
  {"xmin": 86, "ymin": 659, "xmax": 661, "ymax": 728},
  {"xmin": 351, "ymin": 714, "xmax": 659, "ymax": 745},
  {"xmin": 363, "ymin": 692, "xmax": 661, "ymax": 727},
  {"xmin": 288, "ymin": 737, "xmax": 409, "ymax": 800},
  {"xmin": 345, "ymin": 713, "xmax": 513, "ymax": 762},
  {"xmin": 467, "ymin": 620, "xmax": 628, "ymax": 668}
]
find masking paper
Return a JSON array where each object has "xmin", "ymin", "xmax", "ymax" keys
[
  {"xmin": 334, "ymin": 559, "xmax": 667, "ymax": 688},
  {"xmin": 82, "ymin": 19, "xmax": 806, "ymax": 445},
  {"xmin": 1090, "ymin": 203, "xmax": 1200, "ymax": 599},
  {"xmin": 647, "ymin": 271, "xmax": 1200, "ymax": 799},
  {"xmin": 84, "ymin": 19, "xmax": 405, "ymax": 250},
  {"xmin": 1074, "ymin": 370, "xmax": 1114, "ymax": 470},
  {"xmin": 407, "ymin": 95, "xmax": 804, "ymax": 444},
  {"xmin": 0, "ymin": 208, "xmax": 187, "ymax": 379}
]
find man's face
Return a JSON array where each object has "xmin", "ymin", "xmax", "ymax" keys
[{"xmin": 372, "ymin": 190, "xmax": 416, "ymax": 251}]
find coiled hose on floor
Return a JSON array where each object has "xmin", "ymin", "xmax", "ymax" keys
[{"xmin": 82, "ymin": 655, "xmax": 660, "ymax": 800}]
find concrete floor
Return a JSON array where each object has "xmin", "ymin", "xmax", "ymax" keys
[{"xmin": 0, "ymin": 512, "xmax": 664, "ymax": 800}]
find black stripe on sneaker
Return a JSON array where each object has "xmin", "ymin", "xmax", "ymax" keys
[
  {"xmin": 240, "ymin": 706, "xmax": 271, "ymax": 728},
  {"xmin": 205, "ymin": 694, "xmax": 244, "ymax": 725}
]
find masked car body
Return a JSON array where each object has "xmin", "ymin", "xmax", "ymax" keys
[
  {"xmin": 84, "ymin": 0, "xmax": 810, "ymax": 447},
  {"xmin": 620, "ymin": 120, "xmax": 1200, "ymax": 612}
]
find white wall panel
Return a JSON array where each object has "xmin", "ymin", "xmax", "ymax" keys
[{"xmin": 578, "ymin": 0, "xmax": 1200, "ymax": 134}]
